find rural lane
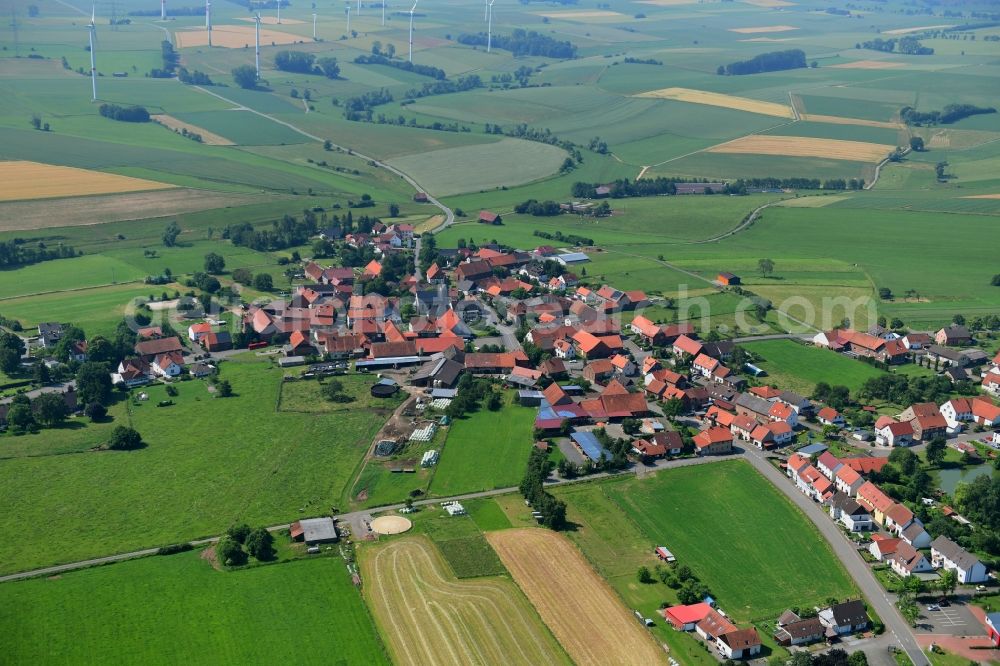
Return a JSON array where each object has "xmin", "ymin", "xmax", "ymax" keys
[
  {"xmin": 189, "ymin": 84, "xmax": 454, "ymax": 229},
  {"xmin": 741, "ymin": 446, "xmax": 929, "ymax": 666}
]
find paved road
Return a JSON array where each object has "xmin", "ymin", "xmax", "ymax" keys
[{"xmin": 741, "ymin": 445, "xmax": 929, "ymax": 666}]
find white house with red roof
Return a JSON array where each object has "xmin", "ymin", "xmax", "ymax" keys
[
  {"xmin": 875, "ymin": 416, "xmax": 914, "ymax": 447},
  {"xmin": 834, "ymin": 465, "xmax": 864, "ymax": 496},
  {"xmin": 151, "ymin": 351, "xmax": 184, "ymax": 377},
  {"xmin": 817, "ymin": 407, "xmax": 844, "ymax": 427},
  {"xmin": 769, "ymin": 401, "xmax": 798, "ymax": 428},
  {"xmin": 972, "ymin": 397, "xmax": 1000, "ymax": 427},
  {"xmin": 692, "ymin": 353, "xmax": 719, "ymax": 379},
  {"xmin": 672, "ymin": 335, "xmax": 703, "ymax": 358},
  {"xmin": 983, "ymin": 371, "xmax": 1000, "ymax": 396},
  {"xmin": 816, "ymin": 452, "xmax": 843, "ymax": 480},
  {"xmin": 940, "ymin": 397, "xmax": 974, "ymax": 428}
]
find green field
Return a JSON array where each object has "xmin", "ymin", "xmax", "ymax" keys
[
  {"xmin": 278, "ymin": 374, "xmax": 406, "ymax": 414},
  {"xmin": 579, "ymin": 461, "xmax": 858, "ymax": 623},
  {"xmin": 0, "ymin": 359, "xmax": 381, "ymax": 573},
  {"xmin": 429, "ymin": 393, "xmax": 535, "ymax": 497},
  {"xmin": 0, "ymin": 550, "xmax": 388, "ymax": 664},
  {"xmin": 744, "ymin": 339, "xmax": 887, "ymax": 396}
]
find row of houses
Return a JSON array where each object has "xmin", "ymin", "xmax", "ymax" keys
[{"xmin": 661, "ymin": 603, "xmax": 762, "ymax": 660}]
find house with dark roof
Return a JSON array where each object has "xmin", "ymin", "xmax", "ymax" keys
[
  {"xmin": 935, "ymin": 324, "xmax": 972, "ymax": 346},
  {"xmin": 818, "ymin": 599, "xmax": 869, "ymax": 636},
  {"xmin": 716, "ymin": 628, "xmax": 761, "ymax": 660},
  {"xmin": 930, "ymin": 535, "xmax": 989, "ymax": 583},
  {"xmin": 828, "ymin": 492, "xmax": 872, "ymax": 532},
  {"xmin": 37, "ymin": 322, "xmax": 64, "ymax": 348},
  {"xmin": 134, "ymin": 336, "xmax": 183, "ymax": 360},
  {"xmin": 774, "ymin": 613, "xmax": 825, "ymax": 647}
]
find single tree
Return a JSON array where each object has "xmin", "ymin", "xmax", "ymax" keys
[
  {"xmin": 0, "ymin": 347, "xmax": 20, "ymax": 374},
  {"xmin": 162, "ymin": 221, "xmax": 181, "ymax": 247},
  {"xmin": 232, "ymin": 268, "xmax": 253, "ymax": 285},
  {"xmin": 77, "ymin": 361, "xmax": 113, "ymax": 406},
  {"xmin": 216, "ymin": 537, "xmax": 247, "ymax": 566},
  {"xmin": 245, "ymin": 526, "xmax": 275, "ymax": 560},
  {"xmin": 32, "ymin": 361, "xmax": 51, "ymax": 385},
  {"xmin": 107, "ymin": 425, "xmax": 143, "ymax": 450},
  {"xmin": 84, "ymin": 401, "xmax": 108, "ymax": 421},
  {"xmin": 253, "ymin": 273, "xmax": 273, "ymax": 291},
  {"xmin": 909, "ymin": 136, "xmax": 925, "ymax": 152},
  {"xmin": 216, "ymin": 379, "xmax": 233, "ymax": 398},
  {"xmin": 204, "ymin": 252, "xmax": 225, "ymax": 274},
  {"xmin": 637, "ymin": 565, "xmax": 653, "ymax": 584},
  {"xmin": 226, "ymin": 523, "xmax": 251, "ymax": 544},
  {"xmin": 938, "ymin": 568, "xmax": 958, "ymax": 599},
  {"xmin": 925, "ymin": 437, "xmax": 947, "ymax": 467},
  {"xmin": 389, "ymin": 203, "xmax": 400, "ymax": 217},
  {"xmin": 758, "ymin": 258, "xmax": 775, "ymax": 278}
]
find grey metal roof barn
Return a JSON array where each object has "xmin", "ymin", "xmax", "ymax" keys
[{"xmin": 291, "ymin": 517, "xmax": 339, "ymax": 544}]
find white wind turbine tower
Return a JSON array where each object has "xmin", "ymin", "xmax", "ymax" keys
[
  {"xmin": 381, "ymin": 0, "xmax": 385, "ymax": 26},
  {"xmin": 276, "ymin": 0, "xmax": 281, "ymax": 24},
  {"xmin": 205, "ymin": 0, "xmax": 212, "ymax": 46},
  {"xmin": 87, "ymin": 5, "xmax": 97, "ymax": 101},
  {"xmin": 254, "ymin": 12, "xmax": 261, "ymax": 78},
  {"xmin": 484, "ymin": 0, "xmax": 488, "ymax": 21},
  {"xmin": 160, "ymin": 0, "xmax": 166, "ymax": 20},
  {"xmin": 312, "ymin": 2, "xmax": 317, "ymax": 39},
  {"xmin": 487, "ymin": 0, "xmax": 496, "ymax": 53},
  {"xmin": 345, "ymin": 2, "xmax": 351, "ymax": 34},
  {"xmin": 356, "ymin": 0, "xmax": 361, "ymax": 17},
  {"xmin": 407, "ymin": 0, "xmax": 418, "ymax": 62}
]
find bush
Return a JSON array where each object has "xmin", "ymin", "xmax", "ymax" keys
[
  {"xmin": 157, "ymin": 543, "xmax": 194, "ymax": 555},
  {"xmin": 107, "ymin": 425, "xmax": 143, "ymax": 450},
  {"xmin": 226, "ymin": 523, "xmax": 251, "ymax": 544},
  {"xmin": 84, "ymin": 401, "xmax": 107, "ymax": 421}
]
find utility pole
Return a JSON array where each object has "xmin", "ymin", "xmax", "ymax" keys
[{"xmin": 9, "ymin": 9, "xmax": 20, "ymax": 58}]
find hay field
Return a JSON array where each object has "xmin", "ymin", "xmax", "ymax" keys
[
  {"xmin": 151, "ymin": 115, "xmax": 234, "ymax": 146},
  {"xmin": 487, "ymin": 529, "xmax": 667, "ymax": 666},
  {"xmin": 963, "ymin": 194, "xmax": 1000, "ymax": 200},
  {"xmin": 174, "ymin": 25, "xmax": 302, "ymax": 48},
  {"xmin": 0, "ymin": 161, "xmax": 173, "ymax": 202},
  {"xmin": 831, "ymin": 60, "xmax": 906, "ymax": 70},
  {"xmin": 777, "ymin": 195, "xmax": 853, "ymax": 207},
  {"xmin": 707, "ymin": 135, "xmax": 893, "ymax": 162},
  {"xmin": 363, "ymin": 536, "xmax": 569, "ymax": 666},
  {"xmin": 635, "ymin": 87, "xmax": 793, "ymax": 118},
  {"xmin": 729, "ymin": 25, "xmax": 798, "ymax": 34},
  {"xmin": 742, "ymin": 0, "xmax": 795, "ymax": 6},
  {"xmin": 800, "ymin": 113, "xmax": 904, "ymax": 130},
  {"xmin": 0, "ymin": 189, "xmax": 263, "ymax": 231}
]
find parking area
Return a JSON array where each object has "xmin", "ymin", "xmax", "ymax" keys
[{"xmin": 915, "ymin": 602, "xmax": 984, "ymax": 636}]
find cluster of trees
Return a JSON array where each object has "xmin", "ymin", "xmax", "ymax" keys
[
  {"xmin": 718, "ymin": 49, "xmax": 806, "ymax": 75},
  {"xmin": 859, "ymin": 374, "xmax": 973, "ymax": 406},
  {"xmin": 858, "ymin": 37, "xmax": 933, "ymax": 55},
  {"xmin": 457, "ymin": 29, "xmax": 576, "ymax": 58},
  {"xmin": 402, "ymin": 74, "xmax": 482, "ymax": 100},
  {"xmin": 187, "ymin": 271, "xmax": 221, "ymax": 294},
  {"xmin": 900, "ymin": 103, "xmax": 996, "ymax": 126},
  {"xmin": 822, "ymin": 178, "xmax": 866, "ymax": 190},
  {"xmin": 231, "ymin": 65, "xmax": 258, "ymax": 89},
  {"xmin": 514, "ymin": 199, "xmax": 562, "ymax": 216},
  {"xmin": 150, "ymin": 40, "xmax": 179, "ymax": 78},
  {"xmin": 445, "ymin": 374, "xmax": 499, "ymax": 419},
  {"xmin": 355, "ymin": 54, "xmax": 445, "ymax": 80},
  {"xmin": 216, "ymin": 523, "xmax": 276, "ymax": 566},
  {"xmin": 29, "ymin": 114, "xmax": 50, "ymax": 132},
  {"xmin": 490, "ymin": 65, "xmax": 536, "ymax": 88},
  {"xmin": 1, "ymin": 391, "xmax": 73, "ymax": 433},
  {"xmin": 532, "ymin": 229, "xmax": 594, "ymax": 246},
  {"xmin": 232, "ymin": 268, "xmax": 274, "ymax": 292},
  {"xmin": 571, "ymin": 176, "xmax": 717, "ymax": 199},
  {"xmin": 343, "ymin": 88, "xmax": 393, "ymax": 121},
  {"xmin": 484, "ymin": 122, "xmax": 583, "ymax": 163},
  {"xmin": 321, "ymin": 378, "xmax": 353, "ymax": 403},
  {"xmin": 812, "ymin": 382, "xmax": 853, "ymax": 411},
  {"xmin": 782, "ymin": 650, "xmax": 869, "ymax": 666},
  {"xmin": 177, "ymin": 67, "xmax": 213, "ymax": 85},
  {"xmin": 519, "ymin": 447, "xmax": 567, "ymax": 529},
  {"xmin": 727, "ymin": 176, "xmax": 827, "ymax": 191},
  {"xmin": 274, "ymin": 51, "xmax": 341, "ymax": 79},
  {"xmin": 224, "ymin": 213, "xmax": 318, "ymax": 252},
  {"xmin": 98, "ymin": 103, "xmax": 150, "ymax": 122},
  {"xmin": 0, "ymin": 239, "xmax": 77, "ymax": 269}
]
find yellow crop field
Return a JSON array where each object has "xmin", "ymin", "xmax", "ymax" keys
[
  {"xmin": 487, "ymin": 529, "xmax": 668, "ymax": 666},
  {"xmin": 635, "ymin": 87, "xmax": 794, "ymax": 118},
  {"xmin": 729, "ymin": 25, "xmax": 799, "ymax": 34},
  {"xmin": 362, "ymin": 536, "xmax": 569, "ymax": 666},
  {"xmin": 801, "ymin": 113, "xmax": 904, "ymax": 130},
  {"xmin": 0, "ymin": 161, "xmax": 174, "ymax": 202},
  {"xmin": 151, "ymin": 115, "xmax": 234, "ymax": 146},
  {"xmin": 706, "ymin": 135, "xmax": 894, "ymax": 162},
  {"xmin": 174, "ymin": 25, "xmax": 303, "ymax": 48},
  {"xmin": 831, "ymin": 59, "xmax": 906, "ymax": 70}
]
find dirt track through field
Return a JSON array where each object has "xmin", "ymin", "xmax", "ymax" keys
[
  {"xmin": 635, "ymin": 87, "xmax": 793, "ymax": 118},
  {"xmin": 487, "ymin": 529, "xmax": 667, "ymax": 666},
  {"xmin": 706, "ymin": 134, "xmax": 893, "ymax": 162},
  {"xmin": 363, "ymin": 536, "xmax": 567, "ymax": 666},
  {"xmin": 0, "ymin": 161, "xmax": 174, "ymax": 202},
  {"xmin": 151, "ymin": 115, "xmax": 234, "ymax": 145}
]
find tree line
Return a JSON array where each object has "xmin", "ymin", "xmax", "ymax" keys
[
  {"xmin": 457, "ymin": 29, "xmax": 576, "ymax": 59},
  {"xmin": 354, "ymin": 54, "xmax": 445, "ymax": 80},
  {"xmin": 901, "ymin": 103, "xmax": 996, "ymax": 126},
  {"xmin": 99, "ymin": 103, "xmax": 150, "ymax": 122},
  {"xmin": 224, "ymin": 212, "xmax": 320, "ymax": 252},
  {"xmin": 718, "ymin": 48, "xmax": 806, "ymax": 75},
  {"xmin": 0, "ymin": 240, "xmax": 78, "ymax": 268},
  {"xmin": 858, "ymin": 36, "xmax": 933, "ymax": 55},
  {"xmin": 519, "ymin": 447, "xmax": 567, "ymax": 529},
  {"xmin": 149, "ymin": 40, "xmax": 179, "ymax": 78},
  {"xmin": 274, "ymin": 51, "xmax": 340, "ymax": 79},
  {"xmin": 532, "ymin": 229, "xmax": 594, "ymax": 245}
]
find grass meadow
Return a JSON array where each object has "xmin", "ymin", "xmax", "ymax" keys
[
  {"xmin": 744, "ymin": 339, "xmax": 886, "ymax": 396},
  {"xmin": 0, "ymin": 359, "xmax": 380, "ymax": 574},
  {"xmin": 429, "ymin": 392, "xmax": 535, "ymax": 497},
  {"xmin": 0, "ymin": 550, "xmax": 389, "ymax": 665},
  {"xmin": 600, "ymin": 460, "xmax": 858, "ymax": 623}
]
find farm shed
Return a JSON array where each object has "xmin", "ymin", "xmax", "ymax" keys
[
  {"xmin": 478, "ymin": 210, "xmax": 502, "ymax": 225},
  {"xmin": 555, "ymin": 252, "xmax": 590, "ymax": 265},
  {"xmin": 278, "ymin": 356, "xmax": 306, "ymax": 368},
  {"xmin": 570, "ymin": 431, "xmax": 612, "ymax": 462},
  {"xmin": 355, "ymin": 356, "xmax": 422, "ymax": 370},
  {"xmin": 518, "ymin": 390, "xmax": 545, "ymax": 406},
  {"xmin": 716, "ymin": 272, "xmax": 741, "ymax": 286},
  {"xmin": 290, "ymin": 517, "xmax": 338, "ymax": 544}
]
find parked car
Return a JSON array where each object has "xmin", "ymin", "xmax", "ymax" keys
[{"xmin": 926, "ymin": 604, "xmax": 940, "ymax": 611}]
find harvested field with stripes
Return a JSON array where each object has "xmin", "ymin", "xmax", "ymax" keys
[
  {"xmin": 706, "ymin": 135, "xmax": 894, "ymax": 161},
  {"xmin": 729, "ymin": 25, "xmax": 798, "ymax": 34},
  {"xmin": 487, "ymin": 528, "xmax": 668, "ymax": 666},
  {"xmin": 0, "ymin": 161, "xmax": 173, "ymax": 201},
  {"xmin": 634, "ymin": 87, "xmax": 793, "ymax": 118},
  {"xmin": 362, "ymin": 536, "xmax": 569, "ymax": 666},
  {"xmin": 151, "ymin": 115, "xmax": 234, "ymax": 146},
  {"xmin": 800, "ymin": 113, "xmax": 904, "ymax": 130}
]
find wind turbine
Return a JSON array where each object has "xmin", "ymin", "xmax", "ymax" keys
[
  {"xmin": 160, "ymin": 0, "xmax": 166, "ymax": 20},
  {"xmin": 357, "ymin": 0, "xmax": 361, "ymax": 16},
  {"xmin": 276, "ymin": 0, "xmax": 281, "ymax": 24},
  {"xmin": 408, "ymin": 0, "xmax": 418, "ymax": 62},
  {"xmin": 381, "ymin": 0, "xmax": 385, "ymax": 26},
  {"xmin": 205, "ymin": 0, "xmax": 212, "ymax": 46},
  {"xmin": 253, "ymin": 12, "xmax": 261, "ymax": 78},
  {"xmin": 487, "ymin": 0, "xmax": 496, "ymax": 53},
  {"xmin": 484, "ymin": 0, "xmax": 488, "ymax": 21},
  {"xmin": 345, "ymin": 2, "xmax": 351, "ymax": 34},
  {"xmin": 312, "ymin": 2, "xmax": 317, "ymax": 39},
  {"xmin": 87, "ymin": 5, "xmax": 97, "ymax": 101}
]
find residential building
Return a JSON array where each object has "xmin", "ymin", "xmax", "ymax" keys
[
  {"xmin": 693, "ymin": 427, "xmax": 733, "ymax": 456},
  {"xmin": 829, "ymin": 492, "xmax": 872, "ymax": 532},
  {"xmin": 890, "ymin": 542, "xmax": 933, "ymax": 577},
  {"xmin": 930, "ymin": 535, "xmax": 989, "ymax": 583},
  {"xmin": 874, "ymin": 416, "xmax": 914, "ymax": 447},
  {"xmin": 935, "ymin": 325, "xmax": 972, "ymax": 346},
  {"xmin": 716, "ymin": 628, "xmax": 761, "ymax": 660},
  {"xmin": 818, "ymin": 600, "xmax": 869, "ymax": 636}
]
